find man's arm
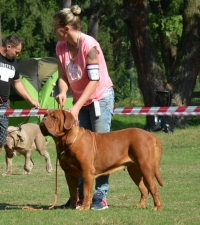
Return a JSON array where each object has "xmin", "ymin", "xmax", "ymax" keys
[{"xmin": 11, "ymin": 79, "xmax": 39, "ymax": 108}]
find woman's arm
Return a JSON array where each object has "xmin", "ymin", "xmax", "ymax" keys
[
  {"xmin": 69, "ymin": 47, "xmax": 99, "ymax": 123},
  {"xmin": 55, "ymin": 57, "xmax": 69, "ymax": 108}
]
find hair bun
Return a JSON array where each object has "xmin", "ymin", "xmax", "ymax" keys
[{"xmin": 71, "ymin": 5, "xmax": 81, "ymax": 16}]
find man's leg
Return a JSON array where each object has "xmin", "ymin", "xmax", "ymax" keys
[{"xmin": 0, "ymin": 113, "xmax": 9, "ymax": 176}]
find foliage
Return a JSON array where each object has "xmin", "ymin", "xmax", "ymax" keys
[
  {"xmin": 0, "ymin": 0, "xmax": 134, "ymax": 102},
  {"xmin": 1, "ymin": 0, "xmax": 200, "ymax": 106},
  {"xmin": 160, "ymin": 15, "xmax": 183, "ymax": 45},
  {"xmin": 148, "ymin": 0, "xmax": 184, "ymax": 73},
  {"xmin": 98, "ymin": 0, "xmax": 132, "ymax": 101},
  {"xmin": 1, "ymin": 0, "xmax": 59, "ymax": 59}
]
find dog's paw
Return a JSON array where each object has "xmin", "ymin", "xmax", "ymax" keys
[
  {"xmin": 77, "ymin": 205, "xmax": 90, "ymax": 210},
  {"xmin": 23, "ymin": 171, "xmax": 31, "ymax": 175},
  {"xmin": 24, "ymin": 162, "xmax": 33, "ymax": 173},
  {"xmin": 153, "ymin": 205, "xmax": 162, "ymax": 211},
  {"xmin": 134, "ymin": 203, "xmax": 146, "ymax": 209},
  {"xmin": 2, "ymin": 171, "xmax": 12, "ymax": 176},
  {"xmin": 46, "ymin": 164, "xmax": 52, "ymax": 173}
]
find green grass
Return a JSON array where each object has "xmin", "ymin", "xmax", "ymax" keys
[{"xmin": 0, "ymin": 115, "xmax": 200, "ymax": 224}]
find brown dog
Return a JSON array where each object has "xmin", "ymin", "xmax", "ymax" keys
[
  {"xmin": 39, "ymin": 109, "xmax": 163, "ymax": 210},
  {"xmin": 3, "ymin": 123, "xmax": 52, "ymax": 176}
]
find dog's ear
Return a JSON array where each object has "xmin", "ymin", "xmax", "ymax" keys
[
  {"xmin": 63, "ymin": 110, "xmax": 76, "ymax": 130},
  {"xmin": 17, "ymin": 133, "xmax": 24, "ymax": 142},
  {"xmin": 5, "ymin": 136, "xmax": 13, "ymax": 149}
]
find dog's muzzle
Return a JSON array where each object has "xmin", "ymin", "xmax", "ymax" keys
[{"xmin": 39, "ymin": 122, "xmax": 49, "ymax": 136}]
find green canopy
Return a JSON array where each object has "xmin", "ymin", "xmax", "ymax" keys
[{"xmin": 9, "ymin": 57, "xmax": 72, "ymax": 126}]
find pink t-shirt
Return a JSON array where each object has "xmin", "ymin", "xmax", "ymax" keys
[{"xmin": 56, "ymin": 33, "xmax": 113, "ymax": 106}]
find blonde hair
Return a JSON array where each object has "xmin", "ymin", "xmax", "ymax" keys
[{"xmin": 53, "ymin": 5, "xmax": 81, "ymax": 30}]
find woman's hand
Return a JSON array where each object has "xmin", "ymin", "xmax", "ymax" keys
[
  {"xmin": 55, "ymin": 92, "xmax": 66, "ymax": 108},
  {"xmin": 68, "ymin": 105, "xmax": 80, "ymax": 125}
]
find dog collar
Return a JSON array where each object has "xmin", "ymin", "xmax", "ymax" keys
[{"xmin": 59, "ymin": 129, "xmax": 79, "ymax": 155}]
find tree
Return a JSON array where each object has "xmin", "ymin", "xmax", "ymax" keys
[
  {"xmin": 0, "ymin": 0, "xmax": 17, "ymax": 44},
  {"xmin": 0, "ymin": 0, "xmax": 59, "ymax": 59},
  {"xmin": 62, "ymin": 0, "xmax": 72, "ymax": 8},
  {"xmin": 122, "ymin": 0, "xmax": 164, "ymax": 129},
  {"xmin": 122, "ymin": 0, "xmax": 200, "ymax": 129},
  {"xmin": 87, "ymin": 0, "xmax": 100, "ymax": 39}
]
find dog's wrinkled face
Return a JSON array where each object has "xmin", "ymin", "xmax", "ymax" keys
[
  {"xmin": 39, "ymin": 109, "xmax": 75, "ymax": 137},
  {"xmin": 5, "ymin": 129, "xmax": 26, "ymax": 150},
  {"xmin": 4, "ymin": 129, "xmax": 24, "ymax": 157},
  {"xmin": 5, "ymin": 129, "xmax": 23, "ymax": 150},
  {"xmin": 5, "ymin": 135, "xmax": 14, "ymax": 150}
]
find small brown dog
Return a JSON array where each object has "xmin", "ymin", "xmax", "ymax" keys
[
  {"xmin": 3, "ymin": 123, "xmax": 52, "ymax": 176},
  {"xmin": 40, "ymin": 109, "xmax": 163, "ymax": 210}
]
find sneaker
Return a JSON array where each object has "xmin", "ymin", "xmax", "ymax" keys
[
  {"xmin": 59, "ymin": 198, "xmax": 83, "ymax": 209},
  {"xmin": 90, "ymin": 192, "xmax": 108, "ymax": 210}
]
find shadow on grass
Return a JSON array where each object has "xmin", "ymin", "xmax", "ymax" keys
[{"xmin": 0, "ymin": 203, "xmax": 52, "ymax": 210}]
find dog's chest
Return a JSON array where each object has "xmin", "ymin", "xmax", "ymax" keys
[{"xmin": 59, "ymin": 152, "xmax": 81, "ymax": 176}]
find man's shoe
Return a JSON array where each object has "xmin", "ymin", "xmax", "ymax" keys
[
  {"xmin": 59, "ymin": 198, "xmax": 83, "ymax": 209},
  {"xmin": 90, "ymin": 192, "xmax": 108, "ymax": 210}
]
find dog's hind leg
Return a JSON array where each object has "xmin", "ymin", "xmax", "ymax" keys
[
  {"xmin": 127, "ymin": 163, "xmax": 149, "ymax": 209},
  {"xmin": 76, "ymin": 171, "xmax": 94, "ymax": 210},
  {"xmin": 36, "ymin": 149, "xmax": 52, "ymax": 173},
  {"xmin": 35, "ymin": 138, "xmax": 52, "ymax": 173},
  {"xmin": 137, "ymin": 163, "xmax": 162, "ymax": 210}
]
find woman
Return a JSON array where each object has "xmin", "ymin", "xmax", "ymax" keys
[{"xmin": 53, "ymin": 5, "xmax": 114, "ymax": 210}]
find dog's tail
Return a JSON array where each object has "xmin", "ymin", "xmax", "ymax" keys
[
  {"xmin": 155, "ymin": 169, "xmax": 163, "ymax": 187},
  {"xmin": 155, "ymin": 139, "xmax": 164, "ymax": 187}
]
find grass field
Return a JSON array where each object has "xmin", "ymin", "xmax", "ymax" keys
[{"xmin": 0, "ymin": 115, "xmax": 200, "ymax": 225}]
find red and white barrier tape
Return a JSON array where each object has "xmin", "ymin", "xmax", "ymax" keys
[
  {"xmin": 1, "ymin": 106, "xmax": 200, "ymax": 117},
  {"xmin": 113, "ymin": 106, "xmax": 200, "ymax": 116}
]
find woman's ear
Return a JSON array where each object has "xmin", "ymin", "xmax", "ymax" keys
[{"xmin": 64, "ymin": 26, "xmax": 69, "ymax": 32}]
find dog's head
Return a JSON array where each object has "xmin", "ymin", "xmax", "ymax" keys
[
  {"xmin": 4, "ymin": 127, "xmax": 25, "ymax": 155},
  {"xmin": 7, "ymin": 127, "xmax": 24, "ymax": 146},
  {"xmin": 39, "ymin": 109, "xmax": 75, "ymax": 137}
]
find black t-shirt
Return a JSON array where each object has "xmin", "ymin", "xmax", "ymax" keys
[{"xmin": 0, "ymin": 53, "xmax": 19, "ymax": 102}]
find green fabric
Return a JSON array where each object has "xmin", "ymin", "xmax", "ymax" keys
[{"xmin": 9, "ymin": 58, "xmax": 72, "ymax": 126}]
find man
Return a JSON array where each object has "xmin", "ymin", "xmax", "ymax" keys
[{"xmin": 0, "ymin": 34, "xmax": 39, "ymax": 152}]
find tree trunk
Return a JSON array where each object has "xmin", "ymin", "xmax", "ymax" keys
[
  {"xmin": 122, "ymin": 0, "xmax": 165, "ymax": 130},
  {"xmin": 62, "ymin": 0, "xmax": 71, "ymax": 8},
  {"xmin": 168, "ymin": 0, "xmax": 200, "ymax": 125},
  {"xmin": 87, "ymin": 0, "xmax": 100, "ymax": 40},
  {"xmin": 123, "ymin": 0, "xmax": 200, "ymax": 128},
  {"xmin": 169, "ymin": 0, "xmax": 200, "ymax": 105},
  {"xmin": 149, "ymin": 0, "xmax": 177, "ymax": 80}
]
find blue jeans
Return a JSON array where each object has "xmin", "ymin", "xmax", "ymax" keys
[{"xmin": 77, "ymin": 87, "xmax": 114, "ymax": 199}]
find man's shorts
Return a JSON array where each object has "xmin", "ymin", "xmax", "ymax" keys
[{"xmin": 0, "ymin": 101, "xmax": 9, "ymax": 146}]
